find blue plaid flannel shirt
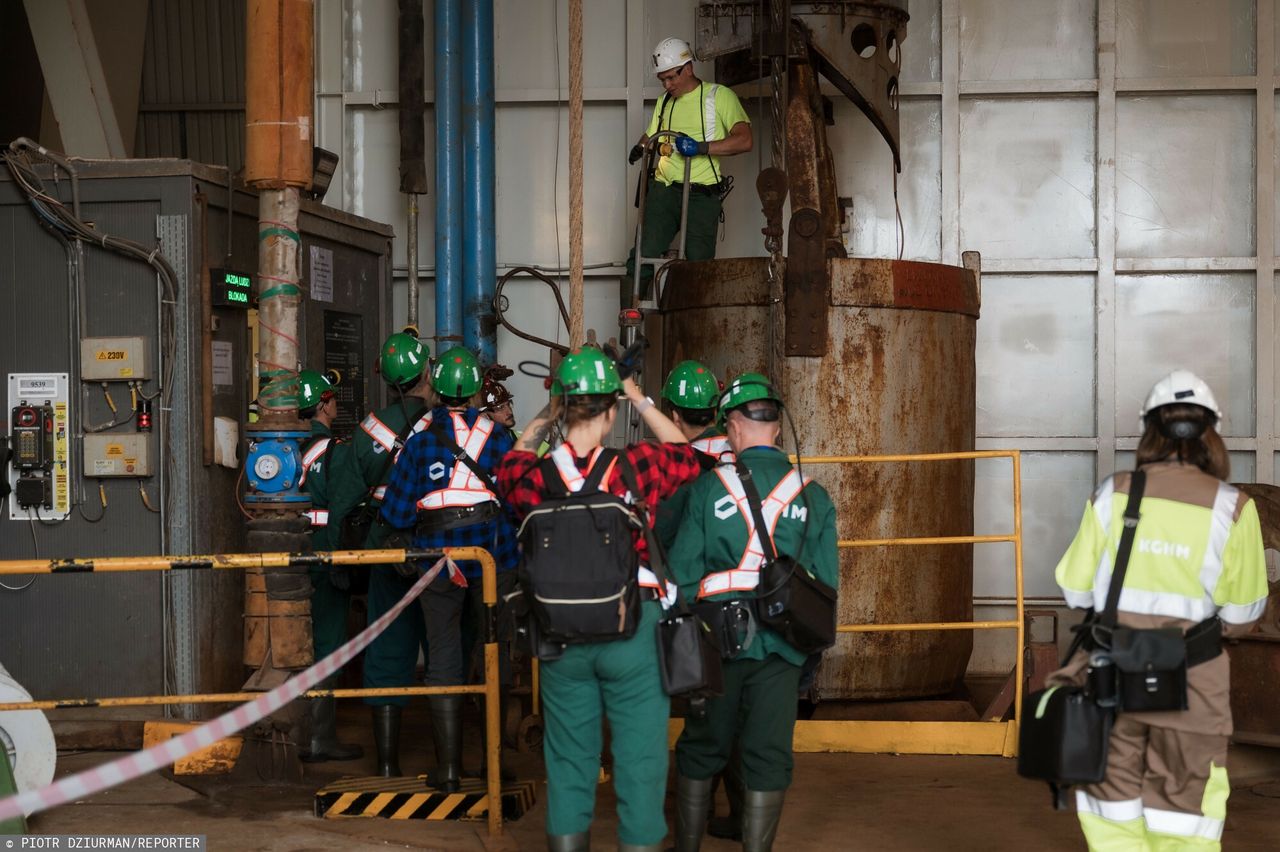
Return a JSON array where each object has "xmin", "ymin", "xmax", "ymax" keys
[{"xmin": 378, "ymin": 406, "xmax": 518, "ymax": 579}]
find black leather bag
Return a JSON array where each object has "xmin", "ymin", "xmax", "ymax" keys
[
  {"xmin": 735, "ymin": 461, "xmax": 838, "ymax": 655},
  {"xmin": 1017, "ymin": 470, "xmax": 1147, "ymax": 808},
  {"xmin": 618, "ymin": 460, "xmax": 723, "ymax": 702},
  {"xmin": 1108, "ymin": 627, "xmax": 1189, "ymax": 712},
  {"xmin": 1018, "ymin": 684, "xmax": 1114, "ymax": 790}
]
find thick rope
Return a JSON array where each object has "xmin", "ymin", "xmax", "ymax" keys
[{"xmin": 567, "ymin": 0, "xmax": 585, "ymax": 348}]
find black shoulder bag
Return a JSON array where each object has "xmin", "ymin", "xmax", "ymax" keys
[
  {"xmin": 1017, "ymin": 470, "xmax": 1146, "ymax": 809},
  {"xmin": 338, "ymin": 404, "xmax": 428, "ymax": 549},
  {"xmin": 617, "ymin": 458, "xmax": 724, "ymax": 707},
  {"xmin": 734, "ymin": 460, "xmax": 838, "ymax": 655}
]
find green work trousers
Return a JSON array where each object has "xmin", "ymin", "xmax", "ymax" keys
[
  {"xmin": 625, "ymin": 179, "xmax": 723, "ymax": 289},
  {"xmin": 361, "ymin": 564, "xmax": 429, "ymax": 708},
  {"xmin": 309, "ymin": 567, "xmax": 353, "ymax": 664},
  {"xmin": 540, "ymin": 600, "xmax": 670, "ymax": 845},
  {"xmin": 676, "ymin": 653, "xmax": 801, "ymax": 791}
]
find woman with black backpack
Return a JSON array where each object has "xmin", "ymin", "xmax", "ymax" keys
[{"xmin": 497, "ymin": 346, "xmax": 702, "ymax": 852}]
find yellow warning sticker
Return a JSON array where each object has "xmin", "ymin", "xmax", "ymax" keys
[
  {"xmin": 97, "ymin": 350, "xmax": 128, "ymax": 361},
  {"xmin": 107, "ymin": 444, "xmax": 124, "ymax": 456}
]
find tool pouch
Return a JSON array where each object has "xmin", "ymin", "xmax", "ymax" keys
[{"xmin": 1106, "ymin": 627, "xmax": 1189, "ymax": 712}]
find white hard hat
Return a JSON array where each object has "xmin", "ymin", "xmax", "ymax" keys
[
  {"xmin": 653, "ymin": 37, "xmax": 694, "ymax": 74},
  {"xmin": 1140, "ymin": 369, "xmax": 1222, "ymax": 428}
]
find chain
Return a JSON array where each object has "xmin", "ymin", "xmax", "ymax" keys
[{"xmin": 766, "ymin": 0, "xmax": 788, "ymax": 379}]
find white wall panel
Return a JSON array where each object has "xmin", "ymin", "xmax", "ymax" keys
[
  {"xmin": 974, "ymin": 453, "xmax": 1095, "ymax": 599},
  {"xmin": 901, "ymin": 0, "xmax": 941, "ymax": 83},
  {"xmin": 1115, "ymin": 274, "xmax": 1256, "ymax": 437},
  {"xmin": 1116, "ymin": 0, "xmax": 1256, "ymax": 78},
  {"xmin": 1116, "ymin": 95, "xmax": 1255, "ymax": 258},
  {"xmin": 347, "ymin": 0, "xmax": 403, "ymax": 92},
  {"xmin": 976, "ymin": 275, "xmax": 1095, "ymax": 438},
  {"xmin": 959, "ymin": 97, "xmax": 1096, "ymax": 259},
  {"xmin": 836, "ymin": 99, "xmax": 942, "ymax": 261},
  {"xmin": 496, "ymin": 0, "xmax": 627, "ymax": 90},
  {"xmin": 496, "ymin": 104, "xmax": 628, "ymax": 267},
  {"xmin": 959, "ymin": 0, "xmax": 1097, "ymax": 81}
]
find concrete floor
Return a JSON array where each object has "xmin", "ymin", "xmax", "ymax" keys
[{"xmin": 24, "ymin": 702, "xmax": 1280, "ymax": 851}]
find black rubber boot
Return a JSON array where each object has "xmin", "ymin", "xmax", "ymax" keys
[
  {"xmin": 673, "ymin": 775, "xmax": 713, "ymax": 852},
  {"xmin": 426, "ymin": 695, "xmax": 463, "ymax": 792},
  {"xmin": 545, "ymin": 832, "xmax": 589, "ymax": 852},
  {"xmin": 741, "ymin": 789, "xmax": 786, "ymax": 852},
  {"xmin": 371, "ymin": 705, "xmax": 402, "ymax": 777},
  {"xmin": 707, "ymin": 764, "xmax": 744, "ymax": 840},
  {"xmin": 618, "ymin": 843, "xmax": 664, "ymax": 852},
  {"xmin": 299, "ymin": 693, "xmax": 364, "ymax": 762}
]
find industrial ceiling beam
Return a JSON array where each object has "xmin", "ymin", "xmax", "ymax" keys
[{"xmin": 22, "ymin": 0, "xmax": 126, "ymax": 158}]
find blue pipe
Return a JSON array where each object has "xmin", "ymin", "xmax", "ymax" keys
[
  {"xmin": 461, "ymin": 0, "xmax": 496, "ymax": 364},
  {"xmin": 434, "ymin": 0, "xmax": 463, "ymax": 348}
]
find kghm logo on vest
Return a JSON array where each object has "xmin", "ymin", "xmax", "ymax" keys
[
  {"xmin": 714, "ymin": 494, "xmax": 738, "ymax": 520},
  {"xmin": 1137, "ymin": 538, "xmax": 1192, "ymax": 560},
  {"xmin": 428, "ymin": 461, "xmax": 448, "ymax": 481}
]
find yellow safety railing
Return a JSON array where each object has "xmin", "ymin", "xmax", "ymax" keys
[
  {"xmin": 0, "ymin": 546, "xmax": 507, "ymax": 837},
  {"xmin": 796, "ymin": 449, "xmax": 1024, "ymax": 757}
]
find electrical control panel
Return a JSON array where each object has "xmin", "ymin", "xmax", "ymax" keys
[
  {"xmin": 83, "ymin": 434, "xmax": 152, "ymax": 477},
  {"xmin": 80, "ymin": 336, "xmax": 152, "ymax": 382},
  {"xmin": 6, "ymin": 373, "xmax": 71, "ymax": 520}
]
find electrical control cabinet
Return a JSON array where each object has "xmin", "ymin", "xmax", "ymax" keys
[
  {"xmin": 83, "ymin": 433, "xmax": 152, "ymax": 477},
  {"xmin": 80, "ymin": 336, "xmax": 152, "ymax": 381},
  {"xmin": 6, "ymin": 373, "xmax": 71, "ymax": 519}
]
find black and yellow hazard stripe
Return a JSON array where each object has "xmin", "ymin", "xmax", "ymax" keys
[{"xmin": 315, "ymin": 776, "xmax": 537, "ymax": 821}]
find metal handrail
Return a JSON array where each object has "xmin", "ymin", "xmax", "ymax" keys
[{"xmin": 796, "ymin": 449, "xmax": 1027, "ymax": 731}]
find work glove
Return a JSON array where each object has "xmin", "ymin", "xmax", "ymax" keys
[
  {"xmin": 674, "ymin": 134, "xmax": 708, "ymax": 157},
  {"xmin": 603, "ymin": 337, "xmax": 649, "ymax": 381},
  {"xmin": 628, "ymin": 143, "xmax": 645, "ymax": 165}
]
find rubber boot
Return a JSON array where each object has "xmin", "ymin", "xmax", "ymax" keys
[
  {"xmin": 371, "ymin": 705, "xmax": 402, "ymax": 777},
  {"xmin": 299, "ymin": 693, "xmax": 364, "ymax": 762},
  {"xmin": 741, "ymin": 789, "xmax": 786, "ymax": 852},
  {"xmin": 426, "ymin": 694, "xmax": 463, "ymax": 792},
  {"xmin": 707, "ymin": 764, "xmax": 743, "ymax": 841},
  {"xmin": 672, "ymin": 775, "xmax": 713, "ymax": 852},
  {"xmin": 619, "ymin": 844, "xmax": 664, "ymax": 852},
  {"xmin": 545, "ymin": 831, "xmax": 590, "ymax": 852}
]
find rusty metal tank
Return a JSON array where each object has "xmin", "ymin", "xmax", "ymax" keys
[{"xmin": 658, "ymin": 255, "xmax": 979, "ymax": 700}]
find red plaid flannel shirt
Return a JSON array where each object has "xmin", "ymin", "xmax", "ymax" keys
[{"xmin": 497, "ymin": 440, "xmax": 702, "ymax": 565}]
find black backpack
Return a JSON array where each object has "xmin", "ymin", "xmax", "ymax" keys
[{"xmin": 517, "ymin": 449, "xmax": 643, "ymax": 645}]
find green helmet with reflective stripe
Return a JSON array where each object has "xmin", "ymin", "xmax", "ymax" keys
[
  {"xmin": 380, "ymin": 328, "xmax": 428, "ymax": 388},
  {"xmin": 554, "ymin": 347, "xmax": 622, "ymax": 397},
  {"xmin": 662, "ymin": 360, "xmax": 720, "ymax": 410},
  {"xmin": 298, "ymin": 369, "xmax": 336, "ymax": 411},
  {"xmin": 717, "ymin": 372, "xmax": 783, "ymax": 426},
  {"xmin": 431, "ymin": 346, "xmax": 483, "ymax": 399}
]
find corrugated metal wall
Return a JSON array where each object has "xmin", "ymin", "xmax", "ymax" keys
[{"xmin": 134, "ymin": 0, "xmax": 247, "ymax": 171}]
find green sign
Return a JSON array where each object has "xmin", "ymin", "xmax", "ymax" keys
[{"xmin": 212, "ymin": 268, "xmax": 253, "ymax": 309}]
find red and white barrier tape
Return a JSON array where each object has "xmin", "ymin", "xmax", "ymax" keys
[{"xmin": 0, "ymin": 556, "xmax": 454, "ymax": 823}]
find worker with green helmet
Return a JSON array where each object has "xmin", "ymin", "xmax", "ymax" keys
[
  {"xmin": 357, "ymin": 328, "xmax": 436, "ymax": 776},
  {"xmin": 669, "ymin": 373, "xmax": 839, "ymax": 852},
  {"xmin": 296, "ymin": 368, "xmax": 364, "ymax": 763},
  {"xmin": 378, "ymin": 345, "xmax": 519, "ymax": 791},
  {"xmin": 654, "ymin": 360, "xmax": 730, "ymax": 551},
  {"xmin": 497, "ymin": 346, "xmax": 704, "ymax": 852}
]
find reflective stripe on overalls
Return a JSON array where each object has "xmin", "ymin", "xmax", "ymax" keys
[
  {"xmin": 547, "ymin": 445, "xmax": 674, "ymax": 603},
  {"xmin": 306, "ymin": 509, "xmax": 329, "ymax": 527},
  {"xmin": 690, "ymin": 435, "xmax": 734, "ymax": 464},
  {"xmin": 416, "ymin": 413, "xmax": 498, "ymax": 509},
  {"xmin": 363, "ymin": 410, "xmax": 431, "ymax": 504},
  {"xmin": 298, "ymin": 437, "xmax": 331, "ymax": 487},
  {"xmin": 698, "ymin": 466, "xmax": 808, "ymax": 600}
]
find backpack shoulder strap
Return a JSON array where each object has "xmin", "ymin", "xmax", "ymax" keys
[
  {"xmin": 582, "ymin": 448, "xmax": 620, "ymax": 493},
  {"xmin": 1100, "ymin": 469, "xmax": 1146, "ymax": 629}
]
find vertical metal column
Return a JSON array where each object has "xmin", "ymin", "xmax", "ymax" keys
[{"xmin": 462, "ymin": 0, "xmax": 496, "ymax": 364}]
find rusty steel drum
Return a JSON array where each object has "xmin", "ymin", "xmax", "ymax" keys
[{"xmin": 657, "ymin": 256, "xmax": 980, "ymax": 699}]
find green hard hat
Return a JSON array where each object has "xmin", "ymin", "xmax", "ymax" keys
[
  {"xmin": 662, "ymin": 360, "xmax": 720, "ymax": 410},
  {"xmin": 718, "ymin": 372, "xmax": 783, "ymax": 426},
  {"xmin": 298, "ymin": 369, "xmax": 336, "ymax": 411},
  {"xmin": 554, "ymin": 347, "xmax": 623, "ymax": 397},
  {"xmin": 380, "ymin": 328, "xmax": 428, "ymax": 388},
  {"xmin": 431, "ymin": 346, "xmax": 483, "ymax": 399}
]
